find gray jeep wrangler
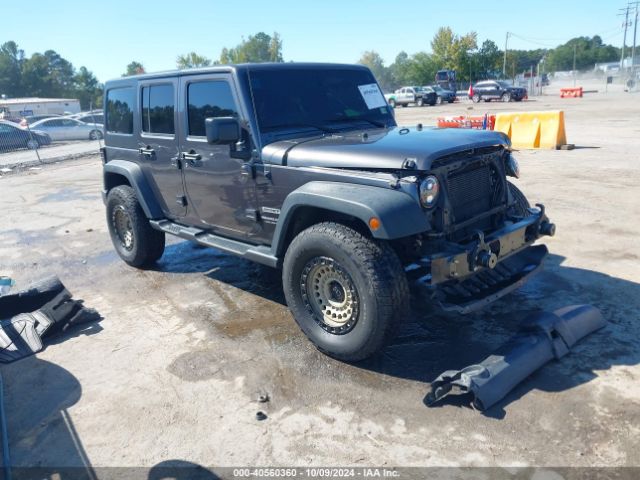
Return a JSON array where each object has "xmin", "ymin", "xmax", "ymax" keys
[{"xmin": 102, "ymin": 63, "xmax": 555, "ymax": 361}]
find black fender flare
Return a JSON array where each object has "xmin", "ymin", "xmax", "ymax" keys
[
  {"xmin": 271, "ymin": 181, "xmax": 429, "ymax": 256},
  {"xmin": 103, "ymin": 160, "xmax": 163, "ymax": 219}
]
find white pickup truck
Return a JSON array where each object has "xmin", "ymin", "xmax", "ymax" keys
[{"xmin": 384, "ymin": 86, "xmax": 437, "ymax": 108}]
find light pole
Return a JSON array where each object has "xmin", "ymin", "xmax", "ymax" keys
[
  {"xmin": 573, "ymin": 44, "xmax": 577, "ymax": 87},
  {"xmin": 503, "ymin": 32, "xmax": 510, "ymax": 78}
]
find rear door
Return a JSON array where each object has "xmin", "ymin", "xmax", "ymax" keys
[
  {"xmin": 138, "ymin": 79, "xmax": 186, "ymax": 218},
  {"xmin": 178, "ymin": 73, "xmax": 257, "ymax": 239}
]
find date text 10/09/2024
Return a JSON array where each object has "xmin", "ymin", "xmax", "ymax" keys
[{"xmin": 232, "ymin": 468, "xmax": 401, "ymax": 478}]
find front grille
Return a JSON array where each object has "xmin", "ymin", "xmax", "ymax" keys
[{"xmin": 446, "ymin": 163, "xmax": 492, "ymax": 223}]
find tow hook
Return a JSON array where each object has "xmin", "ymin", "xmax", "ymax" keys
[
  {"xmin": 540, "ymin": 221, "xmax": 556, "ymax": 237},
  {"xmin": 535, "ymin": 203, "xmax": 556, "ymax": 237},
  {"xmin": 471, "ymin": 230, "xmax": 497, "ymax": 270},
  {"xmin": 477, "ymin": 250, "xmax": 498, "ymax": 269}
]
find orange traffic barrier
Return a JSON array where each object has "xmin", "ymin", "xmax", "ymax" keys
[
  {"xmin": 437, "ymin": 114, "xmax": 495, "ymax": 130},
  {"xmin": 560, "ymin": 87, "xmax": 583, "ymax": 98}
]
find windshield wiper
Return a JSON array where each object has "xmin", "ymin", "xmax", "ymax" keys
[
  {"xmin": 262, "ymin": 123, "xmax": 338, "ymax": 134},
  {"xmin": 326, "ymin": 116, "xmax": 388, "ymax": 129}
]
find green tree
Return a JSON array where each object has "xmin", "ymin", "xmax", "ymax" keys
[
  {"xmin": 430, "ymin": 27, "xmax": 477, "ymax": 82},
  {"xmin": 74, "ymin": 66, "xmax": 102, "ymax": 109},
  {"xmin": 545, "ymin": 36, "xmax": 619, "ymax": 72},
  {"xmin": 21, "ymin": 53, "xmax": 53, "ymax": 97},
  {"xmin": 476, "ymin": 39, "xmax": 502, "ymax": 79},
  {"xmin": 218, "ymin": 32, "xmax": 284, "ymax": 64},
  {"xmin": 176, "ymin": 52, "xmax": 211, "ymax": 69},
  {"xmin": 358, "ymin": 50, "xmax": 393, "ymax": 91},
  {"xmin": 123, "ymin": 61, "xmax": 145, "ymax": 76},
  {"xmin": 0, "ymin": 41, "xmax": 24, "ymax": 97}
]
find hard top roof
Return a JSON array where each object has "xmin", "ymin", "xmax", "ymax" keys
[{"xmin": 105, "ymin": 62, "xmax": 370, "ymax": 86}]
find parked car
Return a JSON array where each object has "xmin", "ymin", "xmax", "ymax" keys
[
  {"xmin": 102, "ymin": 63, "xmax": 555, "ymax": 361},
  {"xmin": 29, "ymin": 117, "xmax": 104, "ymax": 141},
  {"xmin": 74, "ymin": 112, "xmax": 104, "ymax": 126},
  {"xmin": 19, "ymin": 114, "xmax": 62, "ymax": 127},
  {"xmin": 0, "ymin": 120, "xmax": 51, "ymax": 152},
  {"xmin": 471, "ymin": 80, "xmax": 526, "ymax": 103},
  {"xmin": 423, "ymin": 85, "xmax": 456, "ymax": 104},
  {"xmin": 384, "ymin": 86, "xmax": 437, "ymax": 107}
]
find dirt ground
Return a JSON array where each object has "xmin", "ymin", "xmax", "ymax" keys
[{"xmin": 1, "ymin": 88, "xmax": 639, "ymax": 475}]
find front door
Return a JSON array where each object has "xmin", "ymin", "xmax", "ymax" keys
[
  {"xmin": 179, "ymin": 74, "xmax": 257, "ymax": 240},
  {"xmin": 138, "ymin": 79, "xmax": 186, "ymax": 218}
]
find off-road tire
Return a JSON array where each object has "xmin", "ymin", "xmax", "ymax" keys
[
  {"xmin": 106, "ymin": 185, "xmax": 165, "ymax": 268},
  {"xmin": 508, "ymin": 182, "xmax": 531, "ymax": 216},
  {"xmin": 282, "ymin": 222, "xmax": 409, "ymax": 362}
]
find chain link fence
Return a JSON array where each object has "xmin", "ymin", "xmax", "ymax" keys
[{"xmin": 0, "ymin": 101, "xmax": 103, "ymax": 174}]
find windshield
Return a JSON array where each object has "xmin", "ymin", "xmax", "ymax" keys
[{"xmin": 249, "ymin": 67, "xmax": 395, "ymax": 135}]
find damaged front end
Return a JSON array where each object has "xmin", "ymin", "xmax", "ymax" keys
[{"xmin": 400, "ymin": 147, "xmax": 556, "ymax": 313}]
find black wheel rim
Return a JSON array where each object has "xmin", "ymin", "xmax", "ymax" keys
[
  {"xmin": 112, "ymin": 205, "xmax": 134, "ymax": 251},
  {"xmin": 300, "ymin": 256, "xmax": 360, "ymax": 335}
]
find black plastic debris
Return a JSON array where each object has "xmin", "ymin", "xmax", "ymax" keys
[
  {"xmin": 255, "ymin": 411, "xmax": 268, "ymax": 421},
  {"xmin": 0, "ymin": 275, "xmax": 100, "ymax": 363},
  {"xmin": 426, "ymin": 304, "xmax": 606, "ymax": 410}
]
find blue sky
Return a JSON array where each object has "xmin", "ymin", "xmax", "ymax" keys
[{"xmin": 2, "ymin": 0, "xmax": 627, "ymax": 82}]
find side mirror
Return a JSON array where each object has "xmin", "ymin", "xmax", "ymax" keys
[{"xmin": 205, "ymin": 117, "xmax": 240, "ymax": 145}]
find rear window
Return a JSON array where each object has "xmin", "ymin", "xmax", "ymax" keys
[
  {"xmin": 142, "ymin": 84, "xmax": 175, "ymax": 135},
  {"xmin": 106, "ymin": 87, "xmax": 135, "ymax": 134}
]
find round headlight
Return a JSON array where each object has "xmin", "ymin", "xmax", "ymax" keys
[
  {"xmin": 419, "ymin": 175, "xmax": 440, "ymax": 208},
  {"xmin": 506, "ymin": 153, "xmax": 520, "ymax": 178}
]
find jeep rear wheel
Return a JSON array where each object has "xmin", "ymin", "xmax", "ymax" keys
[
  {"xmin": 282, "ymin": 222, "xmax": 409, "ymax": 361},
  {"xmin": 106, "ymin": 185, "xmax": 165, "ymax": 268}
]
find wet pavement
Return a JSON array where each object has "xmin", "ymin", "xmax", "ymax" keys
[{"xmin": 0, "ymin": 90, "xmax": 639, "ymax": 470}]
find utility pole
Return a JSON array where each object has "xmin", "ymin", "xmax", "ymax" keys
[
  {"xmin": 632, "ymin": 3, "xmax": 639, "ymax": 67},
  {"xmin": 503, "ymin": 32, "xmax": 510, "ymax": 78},
  {"xmin": 573, "ymin": 44, "xmax": 577, "ymax": 86},
  {"xmin": 619, "ymin": 5, "xmax": 631, "ymax": 68}
]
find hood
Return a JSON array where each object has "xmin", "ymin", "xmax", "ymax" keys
[{"xmin": 261, "ymin": 126, "xmax": 509, "ymax": 171}]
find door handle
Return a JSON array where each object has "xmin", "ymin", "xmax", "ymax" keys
[
  {"xmin": 139, "ymin": 146, "xmax": 155, "ymax": 158},
  {"xmin": 182, "ymin": 150, "xmax": 202, "ymax": 167}
]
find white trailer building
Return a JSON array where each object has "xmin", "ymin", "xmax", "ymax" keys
[{"xmin": 0, "ymin": 97, "xmax": 81, "ymax": 118}]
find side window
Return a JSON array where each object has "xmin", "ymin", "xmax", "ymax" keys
[
  {"xmin": 142, "ymin": 84, "xmax": 175, "ymax": 135},
  {"xmin": 187, "ymin": 81, "xmax": 238, "ymax": 137},
  {"xmin": 106, "ymin": 87, "xmax": 135, "ymax": 134},
  {"xmin": 47, "ymin": 120, "xmax": 63, "ymax": 127},
  {"xmin": 61, "ymin": 119, "xmax": 78, "ymax": 127}
]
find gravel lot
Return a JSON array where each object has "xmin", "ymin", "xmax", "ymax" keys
[{"xmin": 1, "ymin": 87, "xmax": 639, "ymax": 476}]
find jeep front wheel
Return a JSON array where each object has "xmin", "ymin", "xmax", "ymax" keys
[
  {"xmin": 106, "ymin": 185, "xmax": 165, "ymax": 268},
  {"xmin": 282, "ymin": 222, "xmax": 409, "ymax": 361}
]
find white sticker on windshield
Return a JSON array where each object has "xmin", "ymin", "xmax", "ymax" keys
[{"xmin": 358, "ymin": 83, "xmax": 387, "ymax": 110}]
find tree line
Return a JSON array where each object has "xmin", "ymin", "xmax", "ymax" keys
[
  {"xmin": 0, "ymin": 41, "xmax": 103, "ymax": 109},
  {"xmin": 1, "ymin": 29, "xmax": 621, "ymax": 106},
  {"xmin": 359, "ymin": 27, "xmax": 621, "ymax": 91}
]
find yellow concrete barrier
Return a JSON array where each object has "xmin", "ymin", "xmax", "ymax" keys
[{"xmin": 494, "ymin": 111, "xmax": 567, "ymax": 149}]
